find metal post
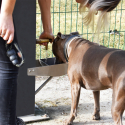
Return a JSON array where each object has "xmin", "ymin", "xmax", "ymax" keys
[{"xmin": 35, "ymin": 76, "xmax": 53, "ymax": 95}]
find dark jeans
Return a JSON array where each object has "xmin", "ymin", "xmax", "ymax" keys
[{"xmin": 0, "ymin": 37, "xmax": 18, "ymax": 125}]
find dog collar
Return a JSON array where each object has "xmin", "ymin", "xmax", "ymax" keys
[{"xmin": 64, "ymin": 35, "xmax": 81, "ymax": 62}]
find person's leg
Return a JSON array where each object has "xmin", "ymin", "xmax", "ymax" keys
[
  {"xmin": 0, "ymin": 36, "xmax": 18, "ymax": 125},
  {"xmin": 38, "ymin": 0, "xmax": 54, "ymax": 46}
]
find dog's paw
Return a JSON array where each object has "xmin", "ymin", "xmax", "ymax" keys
[
  {"xmin": 92, "ymin": 114, "xmax": 100, "ymax": 120},
  {"xmin": 63, "ymin": 119, "xmax": 73, "ymax": 125}
]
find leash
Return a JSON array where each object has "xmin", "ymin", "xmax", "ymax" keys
[
  {"xmin": 63, "ymin": 35, "xmax": 81, "ymax": 62},
  {"xmin": 36, "ymin": 39, "xmax": 50, "ymax": 64},
  {"xmin": 6, "ymin": 41, "xmax": 24, "ymax": 67}
]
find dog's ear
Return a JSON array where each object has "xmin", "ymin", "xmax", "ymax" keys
[
  {"xmin": 57, "ymin": 32, "xmax": 65, "ymax": 39},
  {"xmin": 70, "ymin": 31, "xmax": 79, "ymax": 35}
]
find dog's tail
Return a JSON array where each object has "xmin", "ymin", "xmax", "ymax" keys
[{"xmin": 79, "ymin": 0, "xmax": 121, "ymax": 38}]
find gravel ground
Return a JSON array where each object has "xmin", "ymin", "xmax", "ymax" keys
[{"xmin": 26, "ymin": 75, "xmax": 125, "ymax": 125}]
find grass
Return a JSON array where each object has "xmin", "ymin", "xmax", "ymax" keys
[{"xmin": 36, "ymin": 0, "xmax": 125, "ymax": 59}]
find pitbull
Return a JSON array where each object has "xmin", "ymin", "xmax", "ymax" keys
[{"xmin": 52, "ymin": 32, "xmax": 125, "ymax": 125}]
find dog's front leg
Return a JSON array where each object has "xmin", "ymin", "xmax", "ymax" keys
[
  {"xmin": 65, "ymin": 83, "xmax": 81, "ymax": 125},
  {"xmin": 92, "ymin": 91, "xmax": 100, "ymax": 120}
]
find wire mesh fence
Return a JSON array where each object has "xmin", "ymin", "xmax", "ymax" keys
[{"xmin": 36, "ymin": 0, "xmax": 125, "ymax": 59}]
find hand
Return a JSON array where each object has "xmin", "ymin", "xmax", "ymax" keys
[
  {"xmin": 76, "ymin": 0, "xmax": 82, "ymax": 3},
  {"xmin": 39, "ymin": 31, "xmax": 54, "ymax": 46},
  {"xmin": 0, "ymin": 13, "xmax": 14, "ymax": 44}
]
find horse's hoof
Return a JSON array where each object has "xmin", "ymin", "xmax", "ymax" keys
[{"xmin": 92, "ymin": 114, "xmax": 100, "ymax": 120}]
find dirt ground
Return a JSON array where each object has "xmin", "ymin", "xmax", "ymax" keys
[{"xmin": 27, "ymin": 75, "xmax": 125, "ymax": 125}]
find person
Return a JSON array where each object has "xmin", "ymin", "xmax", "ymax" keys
[
  {"xmin": 38, "ymin": 0, "xmax": 54, "ymax": 46},
  {"xmin": 0, "ymin": 0, "xmax": 25, "ymax": 124},
  {"xmin": 38, "ymin": 0, "xmax": 81, "ymax": 46},
  {"xmin": 38, "ymin": 0, "xmax": 121, "ymax": 45}
]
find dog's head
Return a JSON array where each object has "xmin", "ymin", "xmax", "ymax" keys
[{"xmin": 52, "ymin": 32, "xmax": 80, "ymax": 64}]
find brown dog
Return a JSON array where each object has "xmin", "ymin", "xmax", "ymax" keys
[{"xmin": 52, "ymin": 32, "xmax": 125, "ymax": 125}]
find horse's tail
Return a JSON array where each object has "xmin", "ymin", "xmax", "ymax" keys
[{"xmin": 79, "ymin": 0, "xmax": 121, "ymax": 36}]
